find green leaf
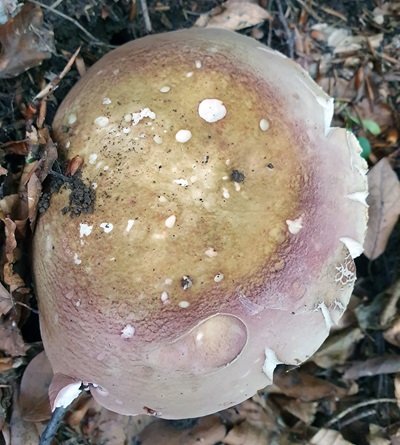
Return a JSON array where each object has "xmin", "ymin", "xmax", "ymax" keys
[
  {"xmin": 347, "ymin": 114, "xmax": 360, "ymax": 126},
  {"xmin": 357, "ymin": 136, "xmax": 371, "ymax": 159},
  {"xmin": 346, "ymin": 113, "xmax": 381, "ymax": 136},
  {"xmin": 361, "ymin": 119, "xmax": 381, "ymax": 136}
]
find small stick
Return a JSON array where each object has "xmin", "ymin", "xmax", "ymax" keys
[
  {"xmin": 50, "ymin": 0, "xmax": 64, "ymax": 8},
  {"xmin": 39, "ymin": 407, "xmax": 67, "ymax": 445},
  {"xmin": 276, "ymin": 0, "xmax": 295, "ymax": 59},
  {"xmin": 33, "ymin": 47, "xmax": 81, "ymax": 101},
  {"xmin": 324, "ymin": 398, "xmax": 398, "ymax": 428},
  {"xmin": 28, "ymin": 0, "xmax": 115, "ymax": 48},
  {"xmin": 140, "ymin": 0, "xmax": 152, "ymax": 33}
]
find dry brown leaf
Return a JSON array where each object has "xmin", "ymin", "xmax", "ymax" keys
[
  {"xmin": 394, "ymin": 374, "xmax": 400, "ymax": 409},
  {"xmin": 2, "ymin": 217, "xmax": 26, "ymax": 291},
  {"xmin": 368, "ymin": 424, "xmax": 392, "ymax": 445},
  {"xmin": 380, "ymin": 280, "xmax": 400, "ymax": 328},
  {"xmin": 0, "ymin": 356, "xmax": 14, "ymax": 372},
  {"xmin": 318, "ymin": 76, "xmax": 356, "ymax": 101},
  {"xmin": 344, "ymin": 355, "xmax": 400, "ymax": 380},
  {"xmin": 223, "ymin": 421, "xmax": 270, "ymax": 445},
  {"xmin": 0, "ymin": 140, "xmax": 29, "ymax": 155},
  {"xmin": 138, "ymin": 416, "xmax": 226, "ymax": 445},
  {"xmin": 354, "ymin": 99, "xmax": 394, "ymax": 129},
  {"xmin": 9, "ymin": 386, "xmax": 39, "ymax": 445},
  {"xmin": 281, "ymin": 398, "xmax": 318, "ymax": 424},
  {"xmin": 0, "ymin": 319, "xmax": 26, "ymax": 357},
  {"xmin": 217, "ymin": 397, "xmax": 280, "ymax": 442},
  {"xmin": 0, "ymin": 3, "xmax": 54, "ymax": 78},
  {"xmin": 312, "ymin": 328, "xmax": 364, "ymax": 369},
  {"xmin": 0, "ymin": 194, "xmax": 19, "ymax": 217},
  {"xmin": 27, "ymin": 173, "xmax": 41, "ymax": 230},
  {"xmin": 195, "ymin": 0, "xmax": 271, "ymax": 31},
  {"xmin": 311, "ymin": 428, "xmax": 355, "ymax": 444},
  {"xmin": 36, "ymin": 134, "xmax": 58, "ymax": 182},
  {"xmin": 384, "ymin": 314, "xmax": 400, "ymax": 348},
  {"xmin": 272, "ymin": 367, "xmax": 348, "ymax": 401},
  {"xmin": 66, "ymin": 155, "xmax": 84, "ymax": 176},
  {"xmin": 19, "ymin": 351, "xmax": 52, "ymax": 422},
  {"xmin": 3, "ymin": 217, "xmax": 17, "ymax": 264},
  {"xmin": 364, "ymin": 158, "xmax": 400, "ymax": 260},
  {"xmin": 85, "ymin": 407, "xmax": 152, "ymax": 444},
  {"xmin": 0, "ymin": 282, "xmax": 13, "ymax": 316},
  {"xmin": 310, "ymin": 24, "xmax": 383, "ymax": 54},
  {"xmin": 66, "ymin": 395, "xmax": 98, "ymax": 428},
  {"xmin": 225, "ymin": 397, "xmax": 278, "ymax": 431}
]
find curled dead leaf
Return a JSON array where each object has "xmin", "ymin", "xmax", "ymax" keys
[
  {"xmin": 272, "ymin": 367, "xmax": 349, "ymax": 402},
  {"xmin": 195, "ymin": 0, "xmax": 271, "ymax": 31},
  {"xmin": 310, "ymin": 23, "xmax": 383, "ymax": 54},
  {"xmin": 384, "ymin": 317, "xmax": 400, "ymax": 348},
  {"xmin": 0, "ymin": 3, "xmax": 54, "ymax": 79},
  {"xmin": 0, "ymin": 140, "xmax": 29, "ymax": 156},
  {"xmin": 138, "ymin": 416, "xmax": 226, "ymax": 445},
  {"xmin": 223, "ymin": 420, "xmax": 271, "ymax": 445},
  {"xmin": 221, "ymin": 397, "xmax": 278, "ymax": 432},
  {"xmin": 0, "ymin": 282, "xmax": 12, "ymax": 316},
  {"xmin": 19, "ymin": 351, "xmax": 52, "ymax": 422},
  {"xmin": 35, "ymin": 132, "xmax": 58, "ymax": 182},
  {"xmin": 311, "ymin": 428, "xmax": 355, "ymax": 445},
  {"xmin": 364, "ymin": 158, "xmax": 400, "ymax": 260},
  {"xmin": 9, "ymin": 385, "xmax": 39, "ymax": 445},
  {"xmin": 281, "ymin": 398, "xmax": 318, "ymax": 424},
  {"xmin": 83, "ymin": 406, "xmax": 153, "ymax": 444},
  {"xmin": 27, "ymin": 173, "xmax": 41, "ymax": 230},
  {"xmin": 394, "ymin": 375, "xmax": 400, "ymax": 409},
  {"xmin": 66, "ymin": 155, "xmax": 84, "ymax": 177},
  {"xmin": 3, "ymin": 217, "xmax": 17, "ymax": 264},
  {"xmin": 344, "ymin": 355, "xmax": 400, "ymax": 380},
  {"xmin": 0, "ymin": 319, "xmax": 27, "ymax": 357},
  {"xmin": 312, "ymin": 328, "xmax": 364, "ymax": 369}
]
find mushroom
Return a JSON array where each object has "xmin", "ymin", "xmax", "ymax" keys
[{"xmin": 33, "ymin": 28, "xmax": 368, "ymax": 419}]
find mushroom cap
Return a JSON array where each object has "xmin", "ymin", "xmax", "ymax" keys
[{"xmin": 33, "ymin": 28, "xmax": 368, "ymax": 419}]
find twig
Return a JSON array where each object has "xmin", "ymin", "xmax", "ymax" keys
[
  {"xmin": 16, "ymin": 301, "xmax": 40, "ymax": 314},
  {"xmin": 33, "ymin": 46, "xmax": 81, "ymax": 101},
  {"xmin": 276, "ymin": 0, "xmax": 295, "ymax": 59},
  {"xmin": 28, "ymin": 0, "xmax": 115, "ymax": 48},
  {"xmin": 339, "ymin": 409, "xmax": 376, "ymax": 428},
  {"xmin": 39, "ymin": 407, "xmax": 67, "ymax": 445},
  {"xmin": 293, "ymin": 0, "xmax": 323, "ymax": 21},
  {"xmin": 319, "ymin": 5, "xmax": 347, "ymax": 22},
  {"xmin": 50, "ymin": 0, "xmax": 64, "ymax": 8},
  {"xmin": 139, "ymin": 0, "xmax": 152, "ymax": 33},
  {"xmin": 324, "ymin": 398, "xmax": 398, "ymax": 428}
]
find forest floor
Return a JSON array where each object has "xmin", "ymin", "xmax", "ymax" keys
[{"xmin": 0, "ymin": 0, "xmax": 399, "ymax": 444}]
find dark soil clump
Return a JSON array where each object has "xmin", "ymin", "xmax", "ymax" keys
[{"xmin": 39, "ymin": 171, "xmax": 95, "ymax": 217}]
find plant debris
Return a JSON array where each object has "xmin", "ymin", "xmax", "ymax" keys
[
  {"xmin": 0, "ymin": 0, "xmax": 399, "ymax": 444},
  {"xmin": 364, "ymin": 158, "xmax": 400, "ymax": 260},
  {"xmin": 0, "ymin": 3, "xmax": 54, "ymax": 79}
]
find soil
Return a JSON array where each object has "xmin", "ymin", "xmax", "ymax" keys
[{"xmin": 0, "ymin": 0, "xmax": 399, "ymax": 444}]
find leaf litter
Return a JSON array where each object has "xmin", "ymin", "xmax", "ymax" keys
[
  {"xmin": 0, "ymin": 3, "xmax": 54, "ymax": 79},
  {"xmin": 0, "ymin": 0, "xmax": 399, "ymax": 444}
]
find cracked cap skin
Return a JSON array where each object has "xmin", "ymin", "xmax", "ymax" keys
[{"xmin": 33, "ymin": 28, "xmax": 368, "ymax": 419}]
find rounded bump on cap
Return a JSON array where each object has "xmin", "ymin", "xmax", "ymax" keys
[{"xmin": 147, "ymin": 314, "xmax": 247, "ymax": 373}]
